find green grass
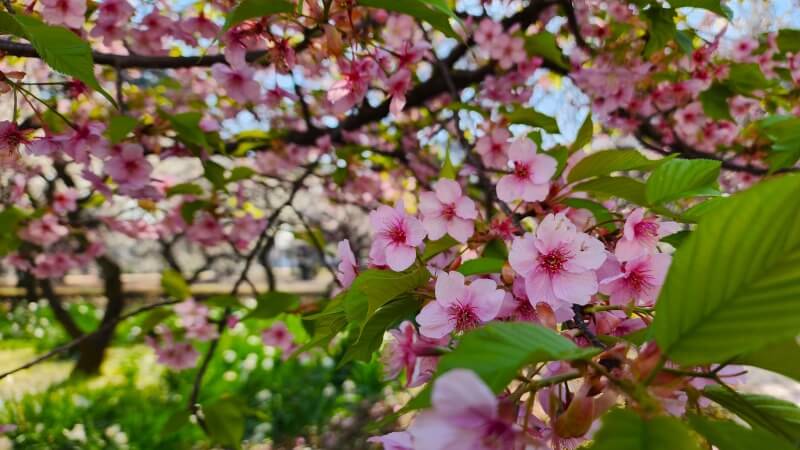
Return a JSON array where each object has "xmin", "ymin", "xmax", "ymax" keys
[{"xmin": 0, "ymin": 301, "xmax": 395, "ymax": 449}]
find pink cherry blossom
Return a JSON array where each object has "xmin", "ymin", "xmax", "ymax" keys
[
  {"xmin": 147, "ymin": 333, "xmax": 199, "ymax": 371},
  {"xmin": 408, "ymin": 369, "xmax": 516, "ymax": 450},
  {"xmin": 229, "ymin": 214, "xmax": 266, "ymax": 251},
  {"xmin": 328, "ymin": 58, "xmax": 378, "ymax": 113},
  {"xmin": 383, "ymin": 320, "xmax": 446, "ymax": 387},
  {"xmin": 262, "ymin": 321, "xmax": 295, "ymax": 352},
  {"xmin": 614, "ymin": 208, "xmax": 681, "ymax": 261},
  {"xmin": 475, "ymin": 128, "xmax": 510, "ymax": 169},
  {"xmin": 599, "ymin": 254, "xmax": 671, "ymax": 306},
  {"xmin": 104, "ymin": 143, "xmax": 152, "ymax": 189},
  {"xmin": 387, "ymin": 69, "xmax": 413, "ymax": 115},
  {"xmin": 509, "ymin": 213, "xmax": 606, "ymax": 310},
  {"xmin": 211, "ymin": 63, "xmax": 261, "ymax": 104},
  {"xmin": 41, "ymin": 0, "xmax": 86, "ymax": 29},
  {"xmin": 418, "ymin": 179, "xmax": 477, "ymax": 243},
  {"xmin": 187, "ymin": 212, "xmax": 225, "ymax": 247},
  {"xmin": 496, "ymin": 138, "xmax": 557, "ymax": 203},
  {"xmin": 416, "ymin": 271, "xmax": 504, "ymax": 339},
  {"xmin": 181, "ymin": 13, "xmax": 219, "ymax": 39},
  {"xmin": 368, "ymin": 201, "xmax": 425, "ymax": 271},
  {"xmin": 52, "ymin": 188, "xmax": 78, "ymax": 215},
  {"xmin": 0, "ymin": 121, "xmax": 30, "ymax": 159},
  {"xmin": 174, "ymin": 299, "xmax": 210, "ymax": 329},
  {"xmin": 368, "ymin": 432, "xmax": 413, "ymax": 450},
  {"xmin": 95, "ymin": 0, "xmax": 133, "ymax": 25},
  {"xmin": 31, "ymin": 252, "xmax": 76, "ymax": 279},
  {"xmin": 336, "ymin": 239, "xmax": 359, "ymax": 288},
  {"xmin": 19, "ymin": 214, "xmax": 69, "ymax": 247}
]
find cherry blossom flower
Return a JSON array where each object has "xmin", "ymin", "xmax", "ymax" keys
[
  {"xmin": 0, "ymin": 121, "xmax": 30, "ymax": 161},
  {"xmin": 187, "ymin": 212, "xmax": 225, "ymax": 247},
  {"xmin": 599, "ymin": 253, "xmax": 671, "ymax": 306},
  {"xmin": 95, "ymin": 0, "xmax": 133, "ymax": 25},
  {"xmin": 41, "ymin": 0, "xmax": 86, "ymax": 29},
  {"xmin": 475, "ymin": 128, "xmax": 511, "ymax": 169},
  {"xmin": 56, "ymin": 122, "xmax": 108, "ymax": 163},
  {"xmin": 509, "ymin": 213, "xmax": 606, "ymax": 310},
  {"xmin": 418, "ymin": 179, "xmax": 478, "ymax": 243},
  {"xmin": 368, "ymin": 201, "xmax": 425, "ymax": 271},
  {"xmin": 368, "ymin": 432, "xmax": 413, "ymax": 450},
  {"xmin": 181, "ymin": 13, "xmax": 219, "ymax": 39},
  {"xmin": 416, "ymin": 271, "xmax": 504, "ymax": 338},
  {"xmin": 262, "ymin": 321, "xmax": 295, "ymax": 352},
  {"xmin": 383, "ymin": 321, "xmax": 447, "ymax": 387},
  {"xmin": 229, "ymin": 214, "xmax": 266, "ymax": 251},
  {"xmin": 614, "ymin": 208, "xmax": 680, "ymax": 261},
  {"xmin": 31, "ymin": 252, "xmax": 76, "ymax": 278},
  {"xmin": 52, "ymin": 188, "xmax": 78, "ymax": 215},
  {"xmin": 408, "ymin": 369, "xmax": 516, "ymax": 450},
  {"xmin": 19, "ymin": 214, "xmax": 69, "ymax": 247},
  {"xmin": 336, "ymin": 239, "xmax": 359, "ymax": 288},
  {"xmin": 147, "ymin": 333, "xmax": 199, "ymax": 371},
  {"xmin": 104, "ymin": 143, "xmax": 152, "ymax": 190},
  {"xmin": 387, "ymin": 69, "xmax": 413, "ymax": 115},
  {"xmin": 211, "ymin": 64, "xmax": 261, "ymax": 104},
  {"xmin": 328, "ymin": 58, "xmax": 378, "ymax": 113},
  {"xmin": 496, "ymin": 138, "xmax": 557, "ymax": 203}
]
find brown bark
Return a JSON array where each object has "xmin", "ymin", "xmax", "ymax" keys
[{"xmin": 72, "ymin": 257, "xmax": 125, "ymax": 376}]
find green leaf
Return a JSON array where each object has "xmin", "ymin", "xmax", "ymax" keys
[
  {"xmin": 358, "ymin": 0, "xmax": 457, "ymax": 38},
  {"xmin": 228, "ymin": 166, "xmax": 256, "ymax": 183},
  {"xmin": 571, "ymin": 114, "xmax": 593, "ymax": 152},
  {"xmin": 567, "ymin": 149, "xmax": 659, "ymax": 183},
  {"xmin": 504, "ymin": 107, "xmax": 559, "ymax": 133},
  {"xmin": 161, "ymin": 269, "xmax": 190, "ymax": 300},
  {"xmin": 14, "ymin": 15, "xmax": 116, "ymax": 106},
  {"xmin": 204, "ymin": 160, "xmax": 227, "ymax": 191},
  {"xmin": 726, "ymin": 63, "xmax": 771, "ymax": 93},
  {"xmin": 546, "ymin": 145, "xmax": 569, "ymax": 178},
  {"xmin": 205, "ymin": 294, "xmax": 241, "ymax": 308},
  {"xmin": 164, "ymin": 111, "xmax": 209, "ymax": 150},
  {"xmin": 653, "ymin": 175, "xmax": 800, "ymax": 365},
  {"xmin": 160, "ymin": 410, "xmax": 191, "ymax": 437},
  {"xmin": 0, "ymin": 207, "xmax": 26, "ymax": 257},
  {"xmin": 777, "ymin": 29, "xmax": 800, "ymax": 53},
  {"xmin": 203, "ymin": 397, "xmax": 245, "ymax": 449},
  {"xmin": 587, "ymin": 409, "xmax": 703, "ymax": 450},
  {"xmin": 180, "ymin": 200, "xmax": 210, "ymax": 224},
  {"xmin": 457, "ymin": 257, "xmax": 504, "ymax": 276},
  {"xmin": 643, "ymin": 7, "xmax": 676, "ymax": 57},
  {"xmin": 106, "ymin": 116, "xmax": 138, "ymax": 144},
  {"xmin": 166, "ymin": 182, "xmax": 204, "ymax": 197},
  {"xmin": 223, "ymin": 0, "xmax": 294, "ymax": 31},
  {"xmin": 674, "ymin": 29, "xmax": 694, "ymax": 53},
  {"xmin": 422, "ymin": 236, "xmax": 459, "ymax": 261},
  {"xmin": 561, "ymin": 198, "xmax": 618, "ymax": 231},
  {"xmin": 732, "ymin": 337, "xmax": 800, "ymax": 382},
  {"xmin": 704, "ymin": 386, "xmax": 800, "ymax": 446},
  {"xmin": 440, "ymin": 147, "xmax": 457, "ymax": 180},
  {"xmin": 245, "ymin": 291, "xmax": 300, "ymax": 319},
  {"xmin": 645, "ymin": 158, "xmax": 721, "ymax": 205},
  {"xmin": 669, "ymin": 0, "xmax": 733, "ymax": 18},
  {"xmin": 688, "ymin": 415, "xmax": 795, "ymax": 450},
  {"xmin": 141, "ymin": 309, "xmax": 174, "ymax": 334},
  {"xmin": 572, "ymin": 176, "xmax": 648, "ymax": 205},
  {"xmin": 0, "ymin": 11, "xmax": 27, "ymax": 38},
  {"xmin": 679, "ymin": 197, "xmax": 727, "ymax": 223},
  {"xmin": 413, "ymin": 323, "xmax": 599, "ymax": 408},
  {"xmin": 344, "ymin": 267, "xmax": 430, "ymax": 324},
  {"xmin": 340, "ymin": 296, "xmax": 419, "ymax": 364},
  {"xmin": 482, "ymin": 239, "xmax": 508, "ymax": 259},
  {"xmin": 660, "ymin": 229, "xmax": 690, "ymax": 248},
  {"xmin": 524, "ymin": 31, "xmax": 570, "ymax": 70},
  {"xmin": 699, "ymin": 83, "xmax": 734, "ymax": 121}
]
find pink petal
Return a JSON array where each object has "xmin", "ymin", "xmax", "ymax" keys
[
  {"xmin": 416, "ymin": 303, "xmax": 454, "ymax": 339},
  {"xmin": 423, "ymin": 216, "xmax": 448, "ymax": 241},
  {"xmin": 507, "ymin": 137, "xmax": 537, "ymax": 161},
  {"xmin": 496, "ymin": 174, "xmax": 524, "ymax": 202},
  {"xmin": 446, "ymin": 217, "xmax": 473, "ymax": 243},
  {"xmin": 431, "ymin": 369, "xmax": 497, "ymax": 420},
  {"xmin": 552, "ymin": 270, "xmax": 598, "ymax": 304},
  {"xmin": 433, "ymin": 179, "xmax": 462, "ymax": 204},
  {"xmin": 418, "ymin": 191, "xmax": 442, "ymax": 216},
  {"xmin": 454, "ymin": 196, "xmax": 477, "ymax": 219},
  {"xmin": 385, "ymin": 243, "xmax": 417, "ymax": 271},
  {"xmin": 434, "ymin": 271, "xmax": 467, "ymax": 306},
  {"xmin": 521, "ymin": 181, "xmax": 549, "ymax": 202},
  {"xmin": 530, "ymin": 153, "xmax": 558, "ymax": 184},
  {"xmin": 509, "ymin": 233, "xmax": 539, "ymax": 277}
]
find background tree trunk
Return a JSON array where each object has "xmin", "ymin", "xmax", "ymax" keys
[{"xmin": 73, "ymin": 257, "xmax": 125, "ymax": 376}]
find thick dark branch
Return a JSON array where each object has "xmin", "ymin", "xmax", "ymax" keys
[{"xmin": 0, "ymin": 27, "xmax": 318, "ymax": 69}]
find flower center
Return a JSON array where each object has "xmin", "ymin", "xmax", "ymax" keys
[
  {"xmin": 513, "ymin": 161, "xmax": 530, "ymax": 179},
  {"xmin": 625, "ymin": 266, "xmax": 654, "ymax": 293},
  {"xmin": 124, "ymin": 160, "xmax": 140, "ymax": 172},
  {"xmin": 441, "ymin": 203, "xmax": 457, "ymax": 220},
  {"xmin": 449, "ymin": 303, "xmax": 480, "ymax": 332},
  {"xmin": 386, "ymin": 221, "xmax": 407, "ymax": 244},
  {"xmin": 538, "ymin": 247, "xmax": 570, "ymax": 275},
  {"xmin": 633, "ymin": 220, "xmax": 658, "ymax": 239}
]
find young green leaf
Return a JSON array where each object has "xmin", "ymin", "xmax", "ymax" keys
[
  {"xmin": 223, "ymin": 0, "xmax": 294, "ymax": 31},
  {"xmin": 160, "ymin": 269, "xmax": 190, "ymax": 300},
  {"xmin": 654, "ymin": 175, "xmax": 800, "ymax": 365},
  {"xmin": 703, "ymin": 386, "xmax": 800, "ymax": 446},
  {"xmin": 457, "ymin": 257, "xmax": 504, "ymax": 276},
  {"xmin": 688, "ymin": 415, "xmax": 795, "ymax": 450},
  {"xmin": 572, "ymin": 176, "xmax": 648, "ymax": 205},
  {"xmin": 567, "ymin": 149, "xmax": 659, "ymax": 183},
  {"xmin": 645, "ymin": 158, "xmax": 721, "ymax": 205},
  {"xmin": 504, "ymin": 107, "xmax": 560, "ymax": 133},
  {"xmin": 588, "ymin": 409, "xmax": 703, "ymax": 450},
  {"xmin": 245, "ymin": 291, "xmax": 300, "ymax": 319},
  {"xmin": 14, "ymin": 15, "xmax": 116, "ymax": 106}
]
